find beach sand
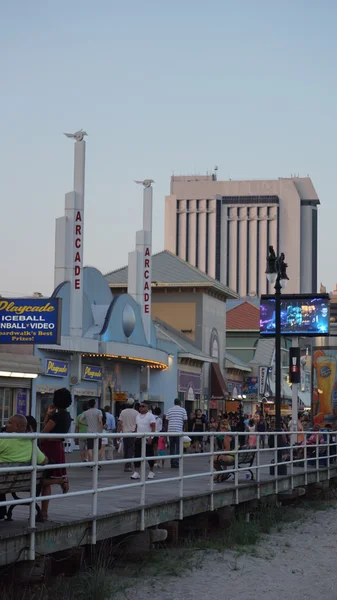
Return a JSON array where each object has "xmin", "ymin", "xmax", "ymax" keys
[{"xmin": 119, "ymin": 505, "xmax": 337, "ymax": 600}]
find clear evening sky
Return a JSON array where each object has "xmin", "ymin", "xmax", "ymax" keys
[{"xmin": 1, "ymin": 0, "xmax": 336, "ymax": 296}]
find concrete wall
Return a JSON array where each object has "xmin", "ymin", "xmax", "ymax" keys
[{"xmin": 152, "ymin": 301, "xmax": 196, "ymax": 340}]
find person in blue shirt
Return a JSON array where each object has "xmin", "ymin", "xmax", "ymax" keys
[{"xmin": 104, "ymin": 406, "xmax": 116, "ymax": 460}]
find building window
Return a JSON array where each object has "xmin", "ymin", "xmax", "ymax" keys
[
  {"xmin": 206, "ymin": 211, "xmax": 209, "ymax": 273},
  {"xmin": 196, "ymin": 212, "xmax": 199, "ymax": 268},
  {"xmin": 186, "ymin": 211, "xmax": 190, "ymax": 262},
  {"xmin": 196, "ymin": 200, "xmax": 200, "ymax": 210},
  {"xmin": 256, "ymin": 208, "xmax": 260, "ymax": 295},
  {"xmin": 215, "ymin": 199, "xmax": 221, "ymax": 280},
  {"xmin": 246, "ymin": 208, "xmax": 250, "ymax": 295},
  {"xmin": 186, "ymin": 200, "xmax": 190, "ymax": 211},
  {"xmin": 176, "ymin": 199, "xmax": 180, "ymax": 210},
  {"xmin": 176, "ymin": 212, "xmax": 180, "ymax": 255},
  {"xmin": 226, "ymin": 210, "xmax": 230, "ymax": 287},
  {"xmin": 221, "ymin": 195, "xmax": 279, "ymax": 205},
  {"xmin": 236, "ymin": 208, "xmax": 240, "ymax": 292},
  {"xmin": 312, "ymin": 208, "xmax": 318, "ymax": 292},
  {"xmin": 206, "ymin": 199, "xmax": 210, "ymax": 211}
]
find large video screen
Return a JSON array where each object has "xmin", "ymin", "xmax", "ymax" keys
[{"xmin": 260, "ymin": 294, "xmax": 330, "ymax": 337}]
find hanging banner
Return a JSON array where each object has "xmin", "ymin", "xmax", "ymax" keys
[{"xmin": 0, "ymin": 298, "xmax": 61, "ymax": 345}]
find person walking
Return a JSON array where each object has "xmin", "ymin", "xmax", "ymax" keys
[
  {"xmin": 80, "ymin": 398, "xmax": 103, "ymax": 467},
  {"xmin": 75, "ymin": 403, "xmax": 88, "ymax": 462},
  {"xmin": 256, "ymin": 416, "xmax": 266, "ymax": 449},
  {"xmin": 118, "ymin": 401, "xmax": 138, "ymax": 472},
  {"xmin": 130, "ymin": 401, "xmax": 156, "ymax": 480},
  {"xmin": 104, "ymin": 405, "xmax": 116, "ymax": 460},
  {"xmin": 165, "ymin": 399, "xmax": 188, "ymax": 468}
]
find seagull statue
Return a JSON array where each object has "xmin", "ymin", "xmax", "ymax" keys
[
  {"xmin": 64, "ymin": 129, "xmax": 88, "ymax": 142},
  {"xmin": 134, "ymin": 179, "xmax": 155, "ymax": 188}
]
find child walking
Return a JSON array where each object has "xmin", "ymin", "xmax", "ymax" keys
[{"xmin": 157, "ymin": 434, "xmax": 167, "ymax": 468}]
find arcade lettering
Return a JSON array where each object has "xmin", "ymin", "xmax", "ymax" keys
[
  {"xmin": 74, "ymin": 211, "xmax": 82, "ymax": 290},
  {"xmin": 143, "ymin": 247, "xmax": 151, "ymax": 314}
]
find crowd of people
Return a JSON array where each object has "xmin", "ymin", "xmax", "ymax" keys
[{"xmin": 0, "ymin": 389, "xmax": 323, "ymax": 521}]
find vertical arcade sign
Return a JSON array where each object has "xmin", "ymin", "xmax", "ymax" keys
[
  {"xmin": 74, "ymin": 209, "xmax": 83, "ymax": 290},
  {"xmin": 70, "ymin": 139, "xmax": 85, "ymax": 336},
  {"xmin": 143, "ymin": 247, "xmax": 151, "ymax": 314}
]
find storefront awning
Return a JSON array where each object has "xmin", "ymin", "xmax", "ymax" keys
[
  {"xmin": 0, "ymin": 353, "xmax": 42, "ymax": 376},
  {"xmin": 211, "ymin": 363, "xmax": 228, "ymax": 398}
]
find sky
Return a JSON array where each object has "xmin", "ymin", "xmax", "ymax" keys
[{"xmin": 1, "ymin": 0, "xmax": 337, "ymax": 296}]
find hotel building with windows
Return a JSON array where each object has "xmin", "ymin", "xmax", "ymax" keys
[{"xmin": 165, "ymin": 174, "xmax": 319, "ymax": 296}]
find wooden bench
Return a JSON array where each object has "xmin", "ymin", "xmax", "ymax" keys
[
  {"xmin": 214, "ymin": 449, "xmax": 256, "ymax": 483},
  {"xmin": 0, "ymin": 462, "xmax": 44, "ymax": 521}
]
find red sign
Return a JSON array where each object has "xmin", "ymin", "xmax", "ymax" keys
[
  {"xmin": 143, "ymin": 247, "xmax": 151, "ymax": 314},
  {"xmin": 74, "ymin": 210, "xmax": 82, "ymax": 290}
]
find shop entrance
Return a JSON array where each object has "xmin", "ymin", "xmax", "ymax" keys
[{"xmin": 0, "ymin": 388, "xmax": 14, "ymax": 428}]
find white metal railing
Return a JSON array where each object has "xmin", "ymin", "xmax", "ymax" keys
[{"xmin": 0, "ymin": 429, "xmax": 336, "ymax": 563}]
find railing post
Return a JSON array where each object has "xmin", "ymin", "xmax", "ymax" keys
[
  {"xmin": 91, "ymin": 436, "xmax": 99, "ymax": 545},
  {"xmin": 327, "ymin": 432, "xmax": 331, "ymax": 480},
  {"xmin": 179, "ymin": 434, "xmax": 184, "ymax": 520},
  {"xmin": 234, "ymin": 433, "xmax": 239, "ymax": 504},
  {"xmin": 140, "ymin": 435, "xmax": 146, "ymax": 531},
  {"xmin": 304, "ymin": 433, "xmax": 308, "ymax": 486},
  {"xmin": 256, "ymin": 434, "xmax": 260, "ymax": 500},
  {"xmin": 290, "ymin": 434, "xmax": 294, "ymax": 491},
  {"xmin": 274, "ymin": 432, "xmax": 278, "ymax": 495},
  {"xmin": 28, "ymin": 436, "xmax": 38, "ymax": 561},
  {"xmin": 316, "ymin": 433, "xmax": 319, "ymax": 483},
  {"xmin": 209, "ymin": 433, "xmax": 215, "ymax": 511}
]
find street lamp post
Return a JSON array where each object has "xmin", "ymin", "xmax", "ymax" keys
[{"xmin": 265, "ymin": 246, "xmax": 289, "ymax": 475}]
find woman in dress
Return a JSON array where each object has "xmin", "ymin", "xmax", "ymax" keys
[{"xmin": 39, "ymin": 388, "xmax": 72, "ymax": 521}]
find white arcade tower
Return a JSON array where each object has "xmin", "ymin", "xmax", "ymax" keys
[
  {"xmin": 127, "ymin": 180, "xmax": 154, "ymax": 344},
  {"xmin": 54, "ymin": 130, "xmax": 87, "ymax": 338}
]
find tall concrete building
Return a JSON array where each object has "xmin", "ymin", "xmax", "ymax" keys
[{"xmin": 165, "ymin": 174, "xmax": 320, "ymax": 296}]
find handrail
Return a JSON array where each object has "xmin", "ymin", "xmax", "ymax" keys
[{"xmin": 0, "ymin": 429, "xmax": 335, "ymax": 563}]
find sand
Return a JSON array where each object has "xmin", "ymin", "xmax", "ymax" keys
[{"xmin": 118, "ymin": 505, "xmax": 337, "ymax": 600}]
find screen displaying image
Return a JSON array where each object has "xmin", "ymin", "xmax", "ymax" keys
[{"xmin": 260, "ymin": 295, "xmax": 329, "ymax": 336}]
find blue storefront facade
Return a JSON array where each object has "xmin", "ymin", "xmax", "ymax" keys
[{"xmin": 33, "ymin": 266, "xmax": 177, "ymax": 429}]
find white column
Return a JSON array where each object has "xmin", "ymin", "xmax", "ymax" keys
[
  {"xmin": 198, "ymin": 200, "xmax": 206, "ymax": 272},
  {"xmin": 128, "ymin": 182, "xmax": 153, "ymax": 344},
  {"xmin": 188, "ymin": 201, "xmax": 196, "ymax": 266},
  {"xmin": 239, "ymin": 208, "xmax": 247, "ymax": 296},
  {"xmin": 220, "ymin": 204, "xmax": 227, "ymax": 284},
  {"xmin": 249, "ymin": 207, "xmax": 257, "ymax": 295},
  {"xmin": 70, "ymin": 141, "xmax": 85, "ymax": 337},
  {"xmin": 208, "ymin": 200, "xmax": 216, "ymax": 278},
  {"xmin": 258, "ymin": 207, "xmax": 268, "ymax": 295},
  {"xmin": 229, "ymin": 208, "xmax": 237, "ymax": 291}
]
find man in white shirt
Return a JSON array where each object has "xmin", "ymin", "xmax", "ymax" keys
[
  {"xmin": 165, "ymin": 398, "xmax": 188, "ymax": 468},
  {"xmin": 118, "ymin": 401, "xmax": 138, "ymax": 472},
  {"xmin": 131, "ymin": 401, "xmax": 156, "ymax": 480}
]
